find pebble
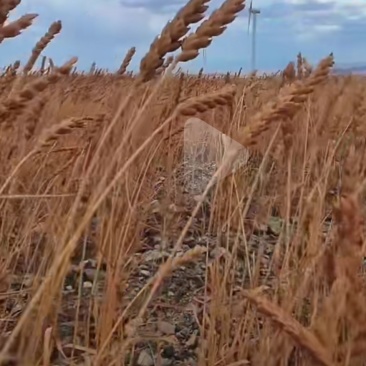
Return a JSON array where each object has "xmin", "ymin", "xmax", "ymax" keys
[
  {"xmin": 143, "ymin": 250, "xmax": 169, "ymax": 262},
  {"xmin": 84, "ymin": 268, "xmax": 105, "ymax": 281},
  {"xmin": 161, "ymin": 345, "xmax": 175, "ymax": 358},
  {"xmin": 137, "ymin": 349, "xmax": 154, "ymax": 366},
  {"xmin": 158, "ymin": 320, "xmax": 176, "ymax": 335},
  {"xmin": 161, "ymin": 358, "xmax": 173, "ymax": 366},
  {"xmin": 83, "ymin": 281, "xmax": 93, "ymax": 289},
  {"xmin": 186, "ymin": 331, "xmax": 198, "ymax": 348},
  {"xmin": 140, "ymin": 270, "xmax": 151, "ymax": 277}
]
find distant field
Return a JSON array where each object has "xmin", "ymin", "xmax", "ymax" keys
[{"xmin": 333, "ymin": 66, "xmax": 366, "ymax": 75}]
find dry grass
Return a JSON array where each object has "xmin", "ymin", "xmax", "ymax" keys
[{"xmin": 0, "ymin": 0, "xmax": 365, "ymax": 365}]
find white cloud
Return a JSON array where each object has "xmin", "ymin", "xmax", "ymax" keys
[
  {"xmin": 314, "ymin": 24, "xmax": 341, "ymax": 33},
  {"xmin": 290, "ymin": 0, "xmax": 366, "ymax": 18},
  {"xmin": 12, "ymin": 0, "xmax": 171, "ymax": 39},
  {"xmin": 332, "ymin": 1, "xmax": 366, "ymax": 18}
]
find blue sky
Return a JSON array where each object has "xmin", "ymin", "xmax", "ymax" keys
[{"xmin": 1, "ymin": 0, "xmax": 366, "ymax": 73}]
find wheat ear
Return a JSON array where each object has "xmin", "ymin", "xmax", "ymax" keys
[
  {"xmin": 36, "ymin": 116, "xmax": 100, "ymax": 150},
  {"xmin": 176, "ymin": 0, "xmax": 246, "ymax": 63},
  {"xmin": 0, "ymin": 13, "xmax": 38, "ymax": 43},
  {"xmin": 139, "ymin": 0, "xmax": 210, "ymax": 81},
  {"xmin": 241, "ymin": 289, "xmax": 334, "ymax": 366},
  {"xmin": 117, "ymin": 46, "xmax": 136, "ymax": 75},
  {"xmin": 176, "ymin": 84, "xmax": 236, "ymax": 116},
  {"xmin": 0, "ymin": 114, "xmax": 102, "ymax": 196},
  {"xmin": 235, "ymin": 54, "xmax": 334, "ymax": 148},
  {"xmin": 23, "ymin": 20, "xmax": 62, "ymax": 74},
  {"xmin": 0, "ymin": 57, "xmax": 77, "ymax": 122},
  {"xmin": 0, "ymin": 0, "xmax": 20, "ymax": 26}
]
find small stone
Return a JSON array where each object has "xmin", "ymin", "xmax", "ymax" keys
[
  {"xmin": 177, "ymin": 327, "xmax": 190, "ymax": 338},
  {"xmin": 186, "ymin": 331, "xmax": 198, "ymax": 348},
  {"xmin": 84, "ymin": 268, "xmax": 105, "ymax": 281},
  {"xmin": 150, "ymin": 200, "xmax": 161, "ymax": 213},
  {"xmin": 11, "ymin": 303, "xmax": 23, "ymax": 315},
  {"xmin": 158, "ymin": 321, "xmax": 176, "ymax": 335},
  {"xmin": 184, "ymin": 357, "xmax": 198, "ymax": 366},
  {"xmin": 161, "ymin": 345, "xmax": 175, "ymax": 358},
  {"xmin": 193, "ymin": 195, "xmax": 205, "ymax": 203},
  {"xmin": 137, "ymin": 349, "xmax": 154, "ymax": 366},
  {"xmin": 22, "ymin": 275, "xmax": 34, "ymax": 288},
  {"xmin": 140, "ymin": 270, "xmax": 151, "ymax": 277},
  {"xmin": 161, "ymin": 358, "xmax": 173, "ymax": 366},
  {"xmin": 183, "ymin": 236, "xmax": 194, "ymax": 243},
  {"xmin": 143, "ymin": 250, "xmax": 169, "ymax": 262},
  {"xmin": 151, "ymin": 234, "xmax": 162, "ymax": 244},
  {"xmin": 83, "ymin": 258, "xmax": 97, "ymax": 268},
  {"xmin": 65, "ymin": 285, "xmax": 73, "ymax": 291},
  {"xmin": 83, "ymin": 281, "xmax": 93, "ymax": 289}
]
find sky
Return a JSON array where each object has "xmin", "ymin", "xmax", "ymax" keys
[{"xmin": 1, "ymin": 0, "xmax": 365, "ymax": 74}]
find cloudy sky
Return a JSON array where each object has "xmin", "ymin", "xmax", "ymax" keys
[{"xmin": 1, "ymin": 0, "xmax": 365, "ymax": 73}]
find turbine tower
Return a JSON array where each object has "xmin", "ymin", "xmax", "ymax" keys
[{"xmin": 247, "ymin": 0, "xmax": 260, "ymax": 72}]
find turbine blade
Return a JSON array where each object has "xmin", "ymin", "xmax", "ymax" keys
[{"xmin": 247, "ymin": 6, "xmax": 252, "ymax": 33}]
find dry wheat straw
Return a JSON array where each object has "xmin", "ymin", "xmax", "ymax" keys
[
  {"xmin": 0, "ymin": 83, "xmax": 238, "ymax": 360},
  {"xmin": 40, "ymin": 55, "xmax": 47, "ymax": 73},
  {"xmin": 312, "ymin": 147, "xmax": 366, "ymax": 363},
  {"xmin": 24, "ymin": 95, "xmax": 48, "ymax": 140},
  {"xmin": 282, "ymin": 61, "xmax": 296, "ymax": 84},
  {"xmin": 0, "ymin": 0, "xmax": 358, "ymax": 363},
  {"xmin": 297, "ymin": 52, "xmax": 303, "ymax": 80},
  {"xmin": 86, "ymin": 0, "xmax": 211, "ymax": 192},
  {"xmin": 48, "ymin": 57, "xmax": 54, "ymax": 70},
  {"xmin": 84, "ymin": 3, "xmax": 217, "ymax": 218}
]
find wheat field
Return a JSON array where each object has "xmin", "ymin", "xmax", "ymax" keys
[{"xmin": 0, "ymin": 0, "xmax": 366, "ymax": 365}]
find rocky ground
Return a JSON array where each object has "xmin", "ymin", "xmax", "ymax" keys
[{"xmin": 57, "ymin": 159, "xmax": 285, "ymax": 365}]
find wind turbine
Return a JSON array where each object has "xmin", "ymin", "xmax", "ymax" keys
[{"xmin": 247, "ymin": 0, "xmax": 260, "ymax": 72}]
